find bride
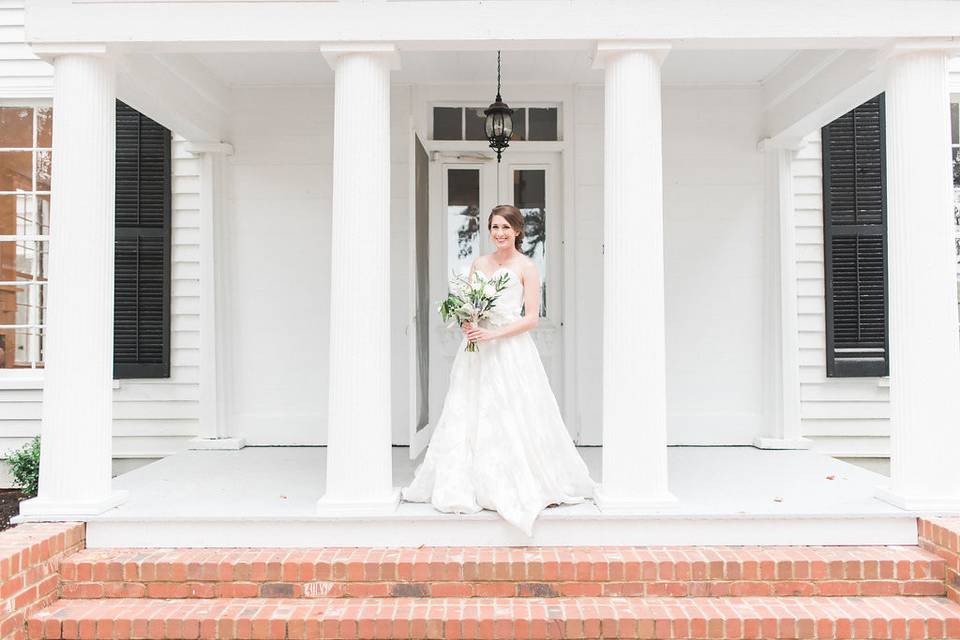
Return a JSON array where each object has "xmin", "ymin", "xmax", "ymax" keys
[{"xmin": 401, "ymin": 204, "xmax": 597, "ymax": 536}]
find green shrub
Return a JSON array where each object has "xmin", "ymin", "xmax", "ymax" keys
[{"xmin": 7, "ymin": 435, "xmax": 40, "ymax": 497}]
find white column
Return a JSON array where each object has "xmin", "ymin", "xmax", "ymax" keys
[
  {"xmin": 186, "ymin": 142, "xmax": 245, "ymax": 451},
  {"xmin": 877, "ymin": 44, "xmax": 960, "ymax": 510},
  {"xmin": 19, "ymin": 49, "xmax": 127, "ymax": 517},
  {"xmin": 593, "ymin": 41, "xmax": 676, "ymax": 510},
  {"xmin": 755, "ymin": 146, "xmax": 807, "ymax": 450},
  {"xmin": 317, "ymin": 43, "xmax": 400, "ymax": 513}
]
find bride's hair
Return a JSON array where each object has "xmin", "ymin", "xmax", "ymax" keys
[{"xmin": 488, "ymin": 205, "xmax": 524, "ymax": 252}]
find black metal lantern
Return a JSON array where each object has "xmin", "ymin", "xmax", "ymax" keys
[{"xmin": 484, "ymin": 51, "xmax": 513, "ymax": 162}]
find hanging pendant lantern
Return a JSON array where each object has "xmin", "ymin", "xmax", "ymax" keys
[{"xmin": 484, "ymin": 50, "xmax": 513, "ymax": 162}]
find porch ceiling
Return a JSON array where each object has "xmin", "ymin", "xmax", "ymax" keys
[{"xmin": 187, "ymin": 48, "xmax": 800, "ymax": 87}]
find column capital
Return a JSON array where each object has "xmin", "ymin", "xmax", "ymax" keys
[
  {"xmin": 29, "ymin": 42, "xmax": 110, "ymax": 63},
  {"xmin": 185, "ymin": 141, "xmax": 235, "ymax": 157},
  {"xmin": 321, "ymin": 42, "xmax": 401, "ymax": 71},
  {"xmin": 756, "ymin": 136, "xmax": 805, "ymax": 154},
  {"xmin": 592, "ymin": 40, "xmax": 671, "ymax": 69},
  {"xmin": 879, "ymin": 38, "xmax": 960, "ymax": 64}
]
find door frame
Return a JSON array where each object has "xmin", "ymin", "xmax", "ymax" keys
[
  {"xmin": 407, "ymin": 85, "xmax": 579, "ymax": 454},
  {"xmin": 408, "ymin": 148, "xmax": 578, "ymax": 454}
]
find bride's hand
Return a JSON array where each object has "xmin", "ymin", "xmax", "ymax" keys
[
  {"xmin": 461, "ymin": 321, "xmax": 474, "ymax": 337},
  {"xmin": 465, "ymin": 326, "xmax": 498, "ymax": 343}
]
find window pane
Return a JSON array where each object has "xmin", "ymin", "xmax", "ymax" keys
[
  {"xmin": 36, "ymin": 151, "xmax": 51, "ymax": 191},
  {"xmin": 0, "ymin": 195, "xmax": 18, "ymax": 235},
  {"xmin": 528, "ymin": 107, "xmax": 558, "ymax": 141},
  {"xmin": 951, "ymin": 102, "xmax": 959, "ymax": 145},
  {"xmin": 37, "ymin": 107, "xmax": 52, "ymax": 148},
  {"xmin": 0, "ymin": 107, "xmax": 32, "ymax": 148},
  {"xmin": 0, "ymin": 282, "xmax": 45, "ymax": 323},
  {"xmin": 0, "ymin": 240, "xmax": 47, "ymax": 282},
  {"xmin": 34, "ymin": 195, "xmax": 49, "ymax": 235},
  {"xmin": 954, "ymin": 147, "xmax": 959, "ymax": 189},
  {"xmin": 433, "ymin": 107, "xmax": 462, "ymax": 140},
  {"xmin": 513, "ymin": 169, "xmax": 547, "ymax": 316},
  {"xmin": 0, "ymin": 151, "xmax": 33, "ymax": 191},
  {"xmin": 0, "ymin": 327, "xmax": 43, "ymax": 368},
  {"xmin": 0, "ymin": 194, "xmax": 46, "ymax": 236},
  {"xmin": 510, "ymin": 107, "xmax": 526, "ymax": 141},
  {"xmin": 465, "ymin": 107, "xmax": 488, "ymax": 141},
  {"xmin": 446, "ymin": 169, "xmax": 480, "ymax": 284}
]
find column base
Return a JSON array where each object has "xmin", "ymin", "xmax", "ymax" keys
[
  {"xmin": 594, "ymin": 485, "xmax": 677, "ymax": 513},
  {"xmin": 15, "ymin": 490, "xmax": 128, "ymax": 520},
  {"xmin": 753, "ymin": 437, "xmax": 810, "ymax": 450},
  {"xmin": 316, "ymin": 487, "xmax": 401, "ymax": 516},
  {"xmin": 187, "ymin": 437, "xmax": 246, "ymax": 451},
  {"xmin": 875, "ymin": 486, "xmax": 960, "ymax": 513}
]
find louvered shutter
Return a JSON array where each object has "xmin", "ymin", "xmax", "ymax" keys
[
  {"xmin": 821, "ymin": 94, "xmax": 889, "ymax": 377},
  {"xmin": 113, "ymin": 101, "xmax": 172, "ymax": 379}
]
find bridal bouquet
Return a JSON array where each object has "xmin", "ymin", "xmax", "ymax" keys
[{"xmin": 439, "ymin": 270, "xmax": 511, "ymax": 352}]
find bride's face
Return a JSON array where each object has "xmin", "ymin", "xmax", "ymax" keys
[{"xmin": 489, "ymin": 215, "xmax": 517, "ymax": 250}]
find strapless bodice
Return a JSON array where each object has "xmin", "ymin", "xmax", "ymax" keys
[{"xmin": 476, "ymin": 267, "xmax": 523, "ymax": 327}]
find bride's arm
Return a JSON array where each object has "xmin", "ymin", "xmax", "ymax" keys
[{"xmin": 467, "ymin": 262, "xmax": 540, "ymax": 342}]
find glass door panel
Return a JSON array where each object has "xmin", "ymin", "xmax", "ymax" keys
[
  {"xmin": 497, "ymin": 154, "xmax": 564, "ymax": 412},
  {"xmin": 513, "ymin": 169, "xmax": 547, "ymax": 317},
  {"xmin": 445, "ymin": 168, "xmax": 481, "ymax": 283}
]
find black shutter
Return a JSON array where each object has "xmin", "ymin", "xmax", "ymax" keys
[
  {"xmin": 821, "ymin": 94, "xmax": 889, "ymax": 377},
  {"xmin": 113, "ymin": 101, "xmax": 172, "ymax": 379}
]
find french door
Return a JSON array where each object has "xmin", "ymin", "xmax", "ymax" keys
[{"xmin": 411, "ymin": 150, "xmax": 564, "ymax": 457}]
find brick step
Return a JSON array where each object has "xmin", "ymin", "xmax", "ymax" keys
[
  {"xmin": 59, "ymin": 546, "xmax": 946, "ymax": 599},
  {"xmin": 27, "ymin": 596, "xmax": 960, "ymax": 639}
]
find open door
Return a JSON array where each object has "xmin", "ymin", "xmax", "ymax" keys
[{"xmin": 409, "ymin": 135, "xmax": 432, "ymax": 457}]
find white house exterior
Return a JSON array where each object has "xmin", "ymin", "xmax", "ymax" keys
[
  {"xmin": 0, "ymin": 0, "xmax": 958, "ymax": 541},
  {"xmin": 0, "ymin": 1, "xmax": 203, "ymax": 480}
]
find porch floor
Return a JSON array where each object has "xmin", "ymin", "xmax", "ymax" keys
[{"xmin": 69, "ymin": 446, "xmax": 921, "ymax": 547}]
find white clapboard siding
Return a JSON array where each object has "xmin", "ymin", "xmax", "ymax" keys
[
  {"xmin": 0, "ymin": 3, "xmax": 203, "ymax": 464},
  {"xmin": 0, "ymin": 2, "xmax": 52, "ymax": 97},
  {"xmin": 0, "ymin": 137, "xmax": 202, "ymax": 461},
  {"xmin": 109, "ymin": 136, "xmax": 201, "ymax": 457},
  {"xmin": 791, "ymin": 132, "xmax": 891, "ymax": 456}
]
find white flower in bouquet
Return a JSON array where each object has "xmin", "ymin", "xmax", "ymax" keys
[{"xmin": 438, "ymin": 269, "xmax": 511, "ymax": 352}]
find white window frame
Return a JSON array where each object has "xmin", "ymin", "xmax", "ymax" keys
[
  {"xmin": 428, "ymin": 102, "xmax": 563, "ymax": 143},
  {"xmin": 0, "ymin": 99, "xmax": 52, "ymax": 382}
]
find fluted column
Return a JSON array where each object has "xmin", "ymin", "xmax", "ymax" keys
[
  {"xmin": 593, "ymin": 41, "xmax": 676, "ymax": 510},
  {"xmin": 187, "ymin": 142, "xmax": 244, "ymax": 451},
  {"xmin": 19, "ymin": 50, "xmax": 127, "ymax": 517},
  {"xmin": 877, "ymin": 43, "xmax": 960, "ymax": 510},
  {"xmin": 317, "ymin": 43, "xmax": 400, "ymax": 513},
  {"xmin": 755, "ymin": 147, "xmax": 806, "ymax": 450}
]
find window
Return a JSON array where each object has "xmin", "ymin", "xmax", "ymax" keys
[
  {"xmin": 821, "ymin": 94, "xmax": 889, "ymax": 377},
  {"xmin": 0, "ymin": 102, "xmax": 172, "ymax": 377},
  {"xmin": 432, "ymin": 105, "xmax": 559, "ymax": 142},
  {"xmin": 0, "ymin": 105, "xmax": 51, "ymax": 369}
]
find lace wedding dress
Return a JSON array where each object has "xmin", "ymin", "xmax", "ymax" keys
[{"xmin": 401, "ymin": 266, "xmax": 597, "ymax": 536}]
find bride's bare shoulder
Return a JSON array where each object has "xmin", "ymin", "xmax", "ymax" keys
[{"xmin": 516, "ymin": 256, "xmax": 539, "ymax": 284}]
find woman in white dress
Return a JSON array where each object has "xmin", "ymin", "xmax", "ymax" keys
[{"xmin": 401, "ymin": 205, "xmax": 597, "ymax": 536}]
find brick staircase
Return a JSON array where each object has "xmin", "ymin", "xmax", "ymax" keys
[{"xmin": 8, "ymin": 519, "xmax": 960, "ymax": 639}]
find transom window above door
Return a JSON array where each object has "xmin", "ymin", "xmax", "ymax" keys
[{"xmin": 432, "ymin": 105, "xmax": 559, "ymax": 142}]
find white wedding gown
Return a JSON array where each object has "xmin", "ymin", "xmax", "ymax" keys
[{"xmin": 401, "ymin": 266, "xmax": 597, "ymax": 536}]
